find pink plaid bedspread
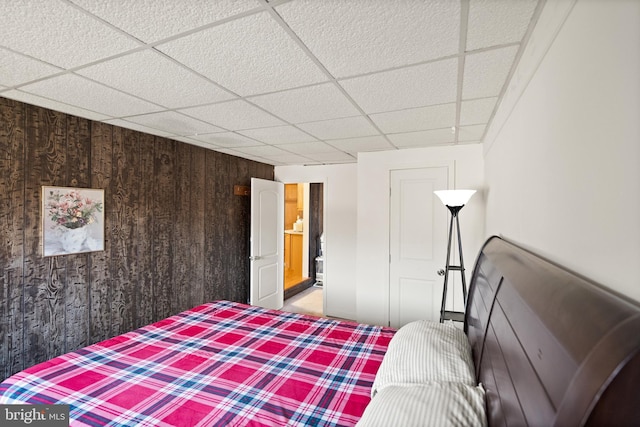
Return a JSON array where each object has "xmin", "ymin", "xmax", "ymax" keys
[{"xmin": 0, "ymin": 301, "xmax": 394, "ymax": 426}]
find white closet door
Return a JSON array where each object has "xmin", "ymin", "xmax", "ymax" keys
[{"xmin": 389, "ymin": 167, "xmax": 448, "ymax": 327}]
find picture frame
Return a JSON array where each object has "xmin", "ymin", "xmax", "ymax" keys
[{"xmin": 42, "ymin": 186, "xmax": 105, "ymax": 257}]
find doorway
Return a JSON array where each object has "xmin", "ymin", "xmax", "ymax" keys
[{"xmin": 283, "ymin": 182, "xmax": 323, "ymax": 301}]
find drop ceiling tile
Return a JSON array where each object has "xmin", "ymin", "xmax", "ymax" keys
[
  {"xmin": 249, "ymin": 83, "xmax": 360, "ymax": 124},
  {"xmin": 458, "ymin": 124, "xmax": 486, "ymax": 142},
  {"xmin": 214, "ymin": 147, "xmax": 273, "ymax": 164},
  {"xmin": 261, "ymin": 152, "xmax": 313, "ymax": 164},
  {"xmin": 1, "ymin": 89, "xmax": 110, "ymax": 121},
  {"xmin": 102, "ymin": 118, "xmax": 173, "ymax": 138},
  {"xmin": 460, "ymin": 97, "xmax": 497, "ymax": 126},
  {"xmin": 181, "ymin": 99, "xmax": 285, "ymax": 131},
  {"xmin": 19, "ymin": 74, "xmax": 161, "ymax": 117},
  {"xmin": 462, "ymin": 46, "xmax": 518, "ymax": 99},
  {"xmin": 303, "ymin": 151, "xmax": 356, "ymax": 164},
  {"xmin": 190, "ymin": 132, "xmax": 263, "ymax": 148},
  {"xmin": 467, "ymin": 0, "xmax": 538, "ymax": 51},
  {"xmin": 277, "ymin": 0, "xmax": 459, "ymax": 78},
  {"xmin": 340, "ymin": 58, "xmax": 458, "ymax": 114},
  {"xmin": 275, "ymin": 141, "xmax": 336, "ymax": 155},
  {"xmin": 0, "ymin": 48, "xmax": 62, "ymax": 87},
  {"xmin": 387, "ymin": 129, "xmax": 455, "ymax": 148},
  {"xmin": 370, "ymin": 103, "xmax": 456, "ymax": 134},
  {"xmin": 158, "ymin": 12, "xmax": 327, "ymax": 96},
  {"xmin": 328, "ymin": 135, "xmax": 395, "ymax": 154},
  {"xmin": 71, "ymin": 0, "xmax": 259, "ymax": 43},
  {"xmin": 77, "ymin": 50, "xmax": 235, "ymax": 109},
  {"xmin": 297, "ymin": 117, "xmax": 379, "ymax": 140},
  {"xmin": 233, "ymin": 145, "xmax": 293, "ymax": 159},
  {"xmin": 238, "ymin": 126, "xmax": 317, "ymax": 145},
  {"xmin": 0, "ymin": 1, "xmax": 139, "ymax": 69},
  {"xmin": 125, "ymin": 111, "xmax": 225, "ymax": 136}
]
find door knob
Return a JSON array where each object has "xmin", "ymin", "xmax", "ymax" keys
[{"xmin": 437, "ymin": 269, "xmax": 445, "ymax": 276}]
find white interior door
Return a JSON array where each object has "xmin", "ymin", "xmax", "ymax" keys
[
  {"xmin": 389, "ymin": 167, "xmax": 448, "ymax": 327},
  {"xmin": 250, "ymin": 178, "xmax": 284, "ymax": 310}
]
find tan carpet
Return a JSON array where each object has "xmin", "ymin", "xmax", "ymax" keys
[{"xmin": 282, "ymin": 287, "xmax": 323, "ymax": 317}]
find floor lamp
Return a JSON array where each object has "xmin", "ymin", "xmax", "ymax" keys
[{"xmin": 434, "ymin": 190, "xmax": 476, "ymax": 323}]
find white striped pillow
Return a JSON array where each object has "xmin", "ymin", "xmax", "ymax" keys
[
  {"xmin": 372, "ymin": 320, "xmax": 475, "ymax": 396},
  {"xmin": 357, "ymin": 383, "xmax": 487, "ymax": 427}
]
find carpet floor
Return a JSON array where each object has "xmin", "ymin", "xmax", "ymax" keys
[{"xmin": 282, "ymin": 286, "xmax": 323, "ymax": 317}]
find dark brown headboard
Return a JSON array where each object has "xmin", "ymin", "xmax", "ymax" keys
[{"xmin": 464, "ymin": 236, "xmax": 640, "ymax": 427}]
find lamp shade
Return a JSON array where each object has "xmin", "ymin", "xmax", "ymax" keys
[{"xmin": 434, "ymin": 190, "xmax": 476, "ymax": 207}]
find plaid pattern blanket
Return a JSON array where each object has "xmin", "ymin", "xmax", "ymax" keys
[{"xmin": 0, "ymin": 301, "xmax": 394, "ymax": 426}]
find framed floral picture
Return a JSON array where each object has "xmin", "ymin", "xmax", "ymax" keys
[{"xmin": 42, "ymin": 186, "xmax": 105, "ymax": 256}]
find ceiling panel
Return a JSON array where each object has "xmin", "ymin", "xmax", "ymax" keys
[
  {"xmin": 462, "ymin": 46, "xmax": 519, "ymax": 99},
  {"xmin": 0, "ymin": 48, "xmax": 62, "ymax": 87},
  {"xmin": 387, "ymin": 128, "xmax": 456, "ymax": 148},
  {"xmin": 180, "ymin": 99, "xmax": 285, "ymax": 131},
  {"xmin": 467, "ymin": 0, "xmax": 539, "ymax": 51},
  {"xmin": 70, "ymin": 0, "xmax": 260, "ymax": 43},
  {"xmin": 238, "ymin": 125, "xmax": 317, "ymax": 145},
  {"xmin": 277, "ymin": 0, "xmax": 460, "ymax": 78},
  {"xmin": 1, "ymin": 89, "xmax": 111, "ymax": 122},
  {"xmin": 124, "ymin": 111, "xmax": 225, "ymax": 136},
  {"xmin": 340, "ymin": 58, "xmax": 458, "ymax": 114},
  {"xmin": 274, "ymin": 141, "xmax": 337, "ymax": 155},
  {"xmin": 297, "ymin": 116, "xmax": 379, "ymax": 140},
  {"xmin": 370, "ymin": 103, "xmax": 456, "ymax": 134},
  {"xmin": 249, "ymin": 83, "xmax": 361, "ymax": 124},
  {"xmin": 19, "ymin": 74, "xmax": 162, "ymax": 117},
  {"xmin": 76, "ymin": 50, "xmax": 235, "ymax": 109},
  {"xmin": 460, "ymin": 97, "xmax": 498, "ymax": 126},
  {"xmin": 190, "ymin": 132, "xmax": 263, "ymax": 148},
  {"xmin": 157, "ymin": 11, "xmax": 328, "ymax": 96},
  {"xmin": 328, "ymin": 136, "xmax": 395, "ymax": 154},
  {"xmin": 0, "ymin": 0, "xmax": 139, "ymax": 69}
]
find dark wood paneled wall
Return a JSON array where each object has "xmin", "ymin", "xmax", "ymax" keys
[{"xmin": 0, "ymin": 97, "xmax": 273, "ymax": 380}]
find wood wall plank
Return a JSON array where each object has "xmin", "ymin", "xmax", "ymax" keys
[
  {"xmin": 153, "ymin": 137, "xmax": 175, "ymax": 320},
  {"xmin": 64, "ymin": 115, "xmax": 91, "ymax": 352},
  {"xmin": 0, "ymin": 98, "xmax": 26, "ymax": 378},
  {"xmin": 23, "ymin": 106, "xmax": 67, "ymax": 368},
  {"xmin": 173, "ymin": 143, "xmax": 191, "ymax": 314},
  {"xmin": 189, "ymin": 146, "xmax": 206, "ymax": 308},
  {"xmin": 109, "ymin": 128, "xmax": 138, "ymax": 336},
  {"xmin": 89, "ymin": 122, "xmax": 112, "ymax": 343},
  {"xmin": 136, "ymin": 134, "xmax": 155, "ymax": 328}
]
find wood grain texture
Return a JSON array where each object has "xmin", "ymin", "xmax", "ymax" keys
[
  {"xmin": 23, "ymin": 106, "xmax": 67, "ymax": 368},
  {"xmin": 0, "ymin": 96, "xmax": 274, "ymax": 381},
  {"xmin": 64, "ymin": 115, "xmax": 91, "ymax": 352},
  {"xmin": 152, "ymin": 137, "xmax": 175, "ymax": 321},
  {"xmin": 0, "ymin": 98, "xmax": 26, "ymax": 379},
  {"xmin": 136, "ymin": 133, "xmax": 155, "ymax": 329},
  {"xmin": 109, "ymin": 128, "xmax": 138, "ymax": 336},
  {"xmin": 89, "ymin": 122, "xmax": 112, "ymax": 344}
]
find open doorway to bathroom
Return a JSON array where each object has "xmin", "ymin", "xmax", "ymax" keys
[{"xmin": 283, "ymin": 183, "xmax": 323, "ymax": 309}]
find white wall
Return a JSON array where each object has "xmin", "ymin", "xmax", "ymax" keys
[
  {"xmin": 484, "ymin": 0, "xmax": 640, "ymax": 302},
  {"xmin": 356, "ymin": 145, "xmax": 485, "ymax": 326},
  {"xmin": 275, "ymin": 163, "xmax": 358, "ymax": 320}
]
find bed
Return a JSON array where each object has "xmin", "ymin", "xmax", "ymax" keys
[
  {"xmin": 2, "ymin": 236, "xmax": 640, "ymax": 426},
  {"xmin": 0, "ymin": 301, "xmax": 394, "ymax": 426}
]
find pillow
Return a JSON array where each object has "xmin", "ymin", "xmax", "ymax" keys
[
  {"xmin": 371, "ymin": 320, "xmax": 475, "ymax": 396},
  {"xmin": 357, "ymin": 383, "xmax": 487, "ymax": 427}
]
